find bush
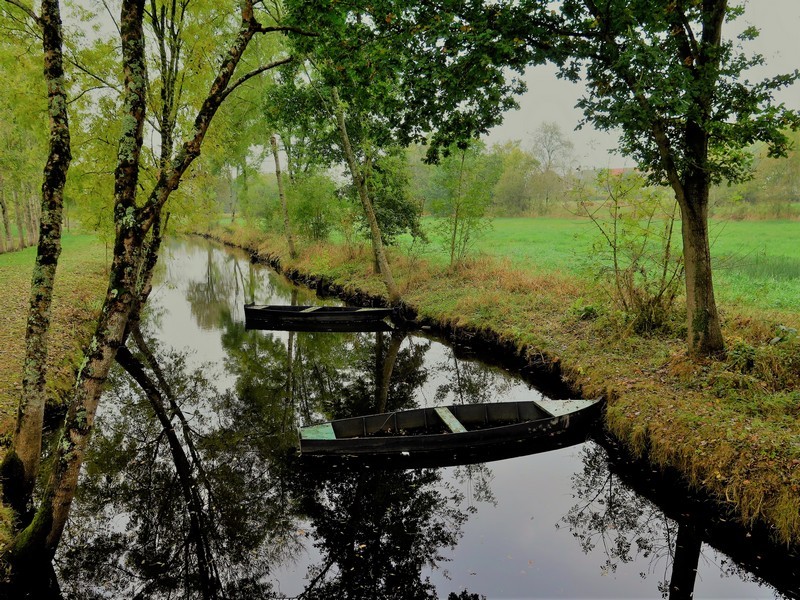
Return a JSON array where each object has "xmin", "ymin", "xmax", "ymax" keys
[
  {"xmin": 287, "ymin": 174, "xmax": 341, "ymax": 241},
  {"xmin": 578, "ymin": 170, "xmax": 684, "ymax": 334}
]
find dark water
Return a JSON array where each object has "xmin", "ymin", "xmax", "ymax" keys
[{"xmin": 53, "ymin": 237, "xmax": 799, "ymax": 599}]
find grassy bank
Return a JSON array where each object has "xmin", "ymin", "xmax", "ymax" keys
[
  {"xmin": 210, "ymin": 221, "xmax": 800, "ymax": 546},
  {"xmin": 0, "ymin": 234, "xmax": 108, "ymax": 437}
]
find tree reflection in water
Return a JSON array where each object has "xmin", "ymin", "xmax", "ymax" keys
[
  {"xmin": 56, "ymin": 345, "xmax": 298, "ymax": 598},
  {"xmin": 291, "ymin": 462, "xmax": 472, "ymax": 600},
  {"xmin": 52, "ymin": 315, "xmax": 489, "ymax": 599},
  {"xmin": 561, "ymin": 441, "xmax": 787, "ymax": 600}
]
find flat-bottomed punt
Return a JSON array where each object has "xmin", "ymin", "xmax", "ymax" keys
[
  {"xmin": 299, "ymin": 398, "xmax": 604, "ymax": 462},
  {"xmin": 245, "ymin": 304, "xmax": 393, "ymax": 329}
]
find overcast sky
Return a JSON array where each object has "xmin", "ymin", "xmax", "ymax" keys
[{"xmin": 485, "ymin": 1, "xmax": 800, "ymax": 168}]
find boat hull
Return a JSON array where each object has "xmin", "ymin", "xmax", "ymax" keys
[
  {"xmin": 244, "ymin": 304, "xmax": 393, "ymax": 326},
  {"xmin": 299, "ymin": 399, "xmax": 605, "ymax": 463}
]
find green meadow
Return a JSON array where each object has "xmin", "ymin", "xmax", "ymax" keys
[{"xmin": 403, "ymin": 217, "xmax": 800, "ymax": 313}]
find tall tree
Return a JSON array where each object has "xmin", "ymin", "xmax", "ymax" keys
[
  {"xmin": 282, "ymin": 0, "xmax": 538, "ymax": 298},
  {"xmin": 332, "ymin": 86, "xmax": 401, "ymax": 301},
  {"xmin": 530, "ymin": 121, "xmax": 574, "ymax": 211},
  {"xmin": 270, "ymin": 133, "xmax": 297, "ymax": 258},
  {"xmin": 517, "ymin": 0, "xmax": 800, "ymax": 355},
  {"xmin": 491, "ymin": 141, "xmax": 539, "ymax": 216},
  {"xmin": 429, "ymin": 141, "xmax": 502, "ymax": 266}
]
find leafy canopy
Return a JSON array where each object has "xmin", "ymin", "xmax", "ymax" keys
[{"xmin": 517, "ymin": 0, "xmax": 800, "ymax": 187}]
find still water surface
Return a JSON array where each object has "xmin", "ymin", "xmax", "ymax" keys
[{"xmin": 55, "ymin": 238, "xmax": 798, "ymax": 599}]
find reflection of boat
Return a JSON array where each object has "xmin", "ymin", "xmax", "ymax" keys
[
  {"xmin": 298, "ymin": 398, "xmax": 604, "ymax": 462},
  {"xmin": 244, "ymin": 304, "xmax": 393, "ymax": 328}
]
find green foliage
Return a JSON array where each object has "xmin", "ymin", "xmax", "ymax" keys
[
  {"xmin": 361, "ymin": 147, "xmax": 424, "ymax": 245},
  {"xmin": 711, "ymin": 129, "xmax": 800, "ymax": 216},
  {"xmin": 287, "ymin": 174, "xmax": 340, "ymax": 241},
  {"xmin": 283, "ymin": 0, "xmax": 534, "ymax": 161},
  {"xmin": 0, "ymin": 18, "xmax": 49, "ymax": 250},
  {"xmin": 490, "ymin": 141, "xmax": 539, "ymax": 216},
  {"xmin": 578, "ymin": 170, "xmax": 684, "ymax": 333},
  {"xmin": 427, "ymin": 142, "xmax": 502, "ymax": 266}
]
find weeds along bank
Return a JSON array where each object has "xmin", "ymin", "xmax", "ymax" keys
[{"xmin": 208, "ymin": 223, "xmax": 800, "ymax": 546}]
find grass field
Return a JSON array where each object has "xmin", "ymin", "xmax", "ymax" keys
[
  {"xmin": 0, "ymin": 234, "xmax": 108, "ymax": 432},
  {"xmin": 397, "ymin": 217, "xmax": 800, "ymax": 313}
]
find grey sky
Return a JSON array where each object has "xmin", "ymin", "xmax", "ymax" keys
[{"xmin": 486, "ymin": 1, "xmax": 800, "ymax": 168}]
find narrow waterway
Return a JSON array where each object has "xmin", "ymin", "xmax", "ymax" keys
[{"xmin": 54, "ymin": 237, "xmax": 799, "ymax": 599}]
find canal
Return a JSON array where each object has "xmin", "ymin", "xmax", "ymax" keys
[{"xmin": 53, "ymin": 237, "xmax": 799, "ymax": 599}]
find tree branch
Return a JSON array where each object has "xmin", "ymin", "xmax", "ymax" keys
[
  {"xmin": 255, "ymin": 24, "xmax": 317, "ymax": 37},
  {"xmin": 219, "ymin": 55, "xmax": 293, "ymax": 103},
  {"xmin": 3, "ymin": 0, "xmax": 39, "ymax": 24}
]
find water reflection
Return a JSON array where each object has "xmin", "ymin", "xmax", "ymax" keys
[
  {"xmin": 293, "ymin": 462, "xmax": 471, "ymax": 599},
  {"xmin": 40, "ymin": 238, "xmax": 799, "ymax": 599}
]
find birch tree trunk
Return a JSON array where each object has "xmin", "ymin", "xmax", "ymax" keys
[{"xmin": 331, "ymin": 87, "xmax": 400, "ymax": 304}]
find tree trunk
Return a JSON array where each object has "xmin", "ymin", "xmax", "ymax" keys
[
  {"xmin": 0, "ymin": 0, "xmax": 72, "ymax": 519},
  {"xmin": 13, "ymin": 190, "xmax": 27, "ymax": 249},
  {"xmin": 270, "ymin": 133, "xmax": 297, "ymax": 259},
  {"xmin": 331, "ymin": 87, "xmax": 400, "ymax": 304},
  {"xmin": 24, "ymin": 188, "xmax": 37, "ymax": 245},
  {"xmin": 677, "ymin": 178, "xmax": 724, "ymax": 357},
  {"xmin": 5, "ymin": 0, "xmax": 149, "ymax": 559}
]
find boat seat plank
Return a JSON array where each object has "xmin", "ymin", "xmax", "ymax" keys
[
  {"xmin": 434, "ymin": 406, "xmax": 467, "ymax": 433},
  {"xmin": 301, "ymin": 306, "xmax": 321, "ymax": 313},
  {"xmin": 300, "ymin": 422, "xmax": 336, "ymax": 440}
]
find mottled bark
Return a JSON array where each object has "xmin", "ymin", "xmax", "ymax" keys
[
  {"xmin": 270, "ymin": 133, "xmax": 297, "ymax": 259},
  {"xmin": 0, "ymin": 0, "xmax": 72, "ymax": 518},
  {"xmin": 331, "ymin": 87, "xmax": 400, "ymax": 304},
  {"xmin": 8, "ymin": 0, "xmax": 149, "ymax": 557}
]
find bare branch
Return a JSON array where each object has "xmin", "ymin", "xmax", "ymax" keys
[{"xmin": 219, "ymin": 55, "xmax": 293, "ymax": 103}]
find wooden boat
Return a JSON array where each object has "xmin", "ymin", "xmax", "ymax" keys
[
  {"xmin": 244, "ymin": 304, "xmax": 393, "ymax": 327},
  {"xmin": 245, "ymin": 318, "xmax": 394, "ymax": 333},
  {"xmin": 298, "ymin": 398, "xmax": 604, "ymax": 463}
]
